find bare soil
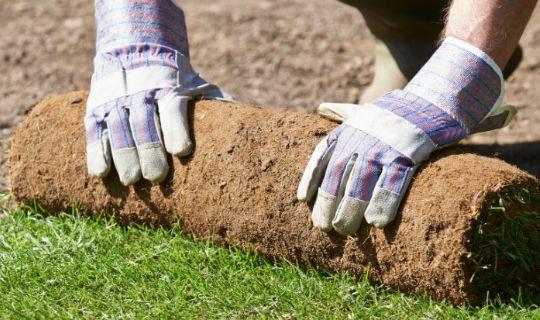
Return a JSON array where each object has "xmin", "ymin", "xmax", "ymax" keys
[
  {"xmin": 1, "ymin": 0, "xmax": 540, "ymax": 192},
  {"xmin": 9, "ymin": 92, "xmax": 540, "ymax": 304}
]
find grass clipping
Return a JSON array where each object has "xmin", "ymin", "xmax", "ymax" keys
[
  {"xmin": 470, "ymin": 188, "xmax": 540, "ymax": 302},
  {"xmin": 9, "ymin": 92, "xmax": 540, "ymax": 305}
]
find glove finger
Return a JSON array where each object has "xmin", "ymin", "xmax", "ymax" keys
[
  {"xmin": 311, "ymin": 128, "xmax": 370, "ymax": 232},
  {"xmin": 313, "ymin": 152, "xmax": 357, "ymax": 232},
  {"xmin": 364, "ymin": 158, "xmax": 417, "ymax": 228},
  {"xmin": 311, "ymin": 148, "xmax": 349, "ymax": 232},
  {"xmin": 157, "ymin": 89, "xmax": 193, "ymax": 156},
  {"xmin": 297, "ymin": 138, "xmax": 336, "ymax": 202},
  {"xmin": 128, "ymin": 92, "xmax": 169, "ymax": 183},
  {"xmin": 332, "ymin": 138, "xmax": 385, "ymax": 235},
  {"xmin": 84, "ymin": 111, "xmax": 111, "ymax": 177},
  {"xmin": 105, "ymin": 104, "xmax": 141, "ymax": 185}
]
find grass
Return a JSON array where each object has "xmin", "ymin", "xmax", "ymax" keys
[
  {"xmin": 471, "ymin": 188, "xmax": 540, "ymax": 303},
  {"xmin": 0, "ymin": 195, "xmax": 538, "ymax": 319}
]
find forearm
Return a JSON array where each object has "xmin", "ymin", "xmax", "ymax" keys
[{"xmin": 445, "ymin": 0, "xmax": 537, "ymax": 69}]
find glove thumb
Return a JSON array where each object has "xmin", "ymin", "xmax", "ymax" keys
[
  {"xmin": 472, "ymin": 105, "xmax": 517, "ymax": 134},
  {"xmin": 317, "ymin": 103, "xmax": 362, "ymax": 123}
]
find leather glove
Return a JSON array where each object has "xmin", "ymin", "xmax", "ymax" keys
[
  {"xmin": 85, "ymin": 0, "xmax": 231, "ymax": 185},
  {"xmin": 297, "ymin": 37, "xmax": 515, "ymax": 236}
]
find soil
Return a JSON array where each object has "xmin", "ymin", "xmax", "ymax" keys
[
  {"xmin": 9, "ymin": 92, "xmax": 539, "ymax": 304},
  {"xmin": 1, "ymin": 0, "xmax": 540, "ymax": 192}
]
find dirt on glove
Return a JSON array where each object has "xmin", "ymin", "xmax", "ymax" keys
[{"xmin": 9, "ymin": 92, "xmax": 540, "ymax": 305}]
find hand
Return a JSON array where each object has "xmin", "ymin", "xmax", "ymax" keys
[
  {"xmin": 298, "ymin": 37, "xmax": 513, "ymax": 236},
  {"xmin": 85, "ymin": 0, "xmax": 231, "ymax": 185}
]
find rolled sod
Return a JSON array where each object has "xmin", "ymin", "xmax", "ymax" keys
[{"xmin": 9, "ymin": 92, "xmax": 540, "ymax": 305}]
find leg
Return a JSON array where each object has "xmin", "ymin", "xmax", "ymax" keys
[{"xmin": 338, "ymin": 0, "xmax": 522, "ymax": 102}]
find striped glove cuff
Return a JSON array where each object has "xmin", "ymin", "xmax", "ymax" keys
[
  {"xmin": 94, "ymin": 0, "xmax": 189, "ymax": 56},
  {"xmin": 373, "ymin": 37, "xmax": 505, "ymax": 147}
]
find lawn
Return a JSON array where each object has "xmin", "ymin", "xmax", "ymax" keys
[{"xmin": 0, "ymin": 195, "xmax": 538, "ymax": 319}]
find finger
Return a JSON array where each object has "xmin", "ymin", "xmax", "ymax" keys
[
  {"xmin": 311, "ymin": 128, "xmax": 367, "ymax": 231},
  {"xmin": 128, "ymin": 92, "xmax": 169, "ymax": 183},
  {"xmin": 332, "ymin": 138, "xmax": 384, "ymax": 235},
  {"xmin": 106, "ymin": 104, "xmax": 141, "ymax": 185},
  {"xmin": 84, "ymin": 111, "xmax": 111, "ymax": 177},
  {"xmin": 364, "ymin": 158, "xmax": 417, "ymax": 228},
  {"xmin": 297, "ymin": 138, "xmax": 336, "ymax": 202},
  {"xmin": 157, "ymin": 89, "xmax": 193, "ymax": 156}
]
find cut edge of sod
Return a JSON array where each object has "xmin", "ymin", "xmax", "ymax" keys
[{"xmin": 468, "ymin": 187, "xmax": 540, "ymax": 305}]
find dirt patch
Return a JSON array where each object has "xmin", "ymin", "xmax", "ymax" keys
[
  {"xmin": 2, "ymin": 0, "xmax": 540, "ymax": 192},
  {"xmin": 10, "ymin": 92, "xmax": 539, "ymax": 304}
]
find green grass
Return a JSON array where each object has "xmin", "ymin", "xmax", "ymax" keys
[
  {"xmin": 471, "ymin": 188, "xmax": 540, "ymax": 302},
  {"xmin": 0, "ymin": 197, "xmax": 538, "ymax": 319}
]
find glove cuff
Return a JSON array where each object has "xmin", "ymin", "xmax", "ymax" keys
[
  {"xmin": 94, "ymin": 0, "xmax": 189, "ymax": 56},
  {"xmin": 404, "ymin": 37, "xmax": 504, "ymax": 133}
]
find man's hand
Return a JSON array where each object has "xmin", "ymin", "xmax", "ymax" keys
[
  {"xmin": 85, "ymin": 0, "xmax": 231, "ymax": 185},
  {"xmin": 298, "ymin": 37, "xmax": 509, "ymax": 235}
]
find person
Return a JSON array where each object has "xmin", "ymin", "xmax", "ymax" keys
[{"xmin": 85, "ymin": 0, "xmax": 538, "ymax": 236}]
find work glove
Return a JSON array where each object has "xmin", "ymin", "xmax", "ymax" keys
[
  {"xmin": 297, "ymin": 37, "xmax": 516, "ymax": 236},
  {"xmin": 85, "ymin": 0, "xmax": 231, "ymax": 185}
]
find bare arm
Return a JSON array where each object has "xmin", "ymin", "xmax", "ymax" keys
[{"xmin": 445, "ymin": 0, "xmax": 538, "ymax": 69}]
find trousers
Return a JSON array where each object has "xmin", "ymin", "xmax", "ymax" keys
[{"xmin": 338, "ymin": 0, "xmax": 522, "ymax": 101}]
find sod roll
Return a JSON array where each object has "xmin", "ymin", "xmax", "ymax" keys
[{"xmin": 9, "ymin": 92, "xmax": 540, "ymax": 305}]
